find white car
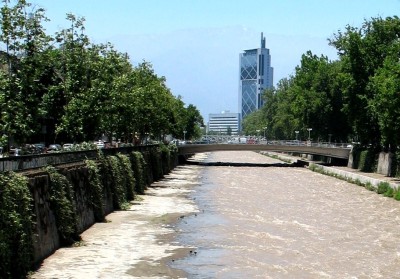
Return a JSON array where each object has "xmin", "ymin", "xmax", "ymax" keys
[
  {"xmin": 63, "ymin": 143, "xmax": 74, "ymax": 150},
  {"xmin": 95, "ymin": 141, "xmax": 105, "ymax": 149}
]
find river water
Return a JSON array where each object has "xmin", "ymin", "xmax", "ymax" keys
[
  {"xmin": 172, "ymin": 151, "xmax": 400, "ymax": 278},
  {"xmin": 31, "ymin": 151, "xmax": 400, "ymax": 278}
]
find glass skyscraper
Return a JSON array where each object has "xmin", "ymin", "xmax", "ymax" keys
[{"xmin": 239, "ymin": 33, "xmax": 273, "ymax": 120}]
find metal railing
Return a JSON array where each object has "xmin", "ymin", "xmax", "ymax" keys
[
  {"xmin": 0, "ymin": 145, "xmax": 157, "ymax": 172},
  {"xmin": 194, "ymin": 138, "xmax": 352, "ymax": 149}
]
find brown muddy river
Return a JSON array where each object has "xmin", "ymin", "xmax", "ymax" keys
[{"xmin": 172, "ymin": 151, "xmax": 400, "ymax": 278}]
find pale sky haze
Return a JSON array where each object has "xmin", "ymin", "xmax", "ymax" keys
[{"xmin": 25, "ymin": 0, "xmax": 400, "ymax": 121}]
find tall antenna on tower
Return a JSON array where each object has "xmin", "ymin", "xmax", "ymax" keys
[{"xmin": 261, "ymin": 32, "xmax": 266, "ymax": 48}]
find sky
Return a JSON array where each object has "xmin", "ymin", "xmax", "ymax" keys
[{"xmin": 26, "ymin": 0, "xmax": 400, "ymax": 121}]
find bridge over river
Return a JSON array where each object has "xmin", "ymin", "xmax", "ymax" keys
[{"xmin": 178, "ymin": 141, "xmax": 351, "ymax": 160}]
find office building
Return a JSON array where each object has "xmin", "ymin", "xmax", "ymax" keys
[
  {"xmin": 208, "ymin": 111, "xmax": 240, "ymax": 135},
  {"xmin": 239, "ymin": 32, "xmax": 273, "ymax": 120}
]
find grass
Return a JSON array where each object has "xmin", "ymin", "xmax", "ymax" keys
[{"xmin": 309, "ymin": 163, "xmax": 400, "ymax": 200}]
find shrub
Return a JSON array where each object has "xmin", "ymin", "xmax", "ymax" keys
[
  {"xmin": 394, "ymin": 190, "xmax": 400, "ymax": 201},
  {"xmin": 358, "ymin": 149, "xmax": 376, "ymax": 172},
  {"xmin": 106, "ymin": 156, "xmax": 127, "ymax": 209},
  {"xmin": 130, "ymin": 151, "xmax": 147, "ymax": 194},
  {"xmin": 140, "ymin": 150, "xmax": 154, "ymax": 185},
  {"xmin": 391, "ymin": 150, "xmax": 400, "ymax": 178},
  {"xmin": 85, "ymin": 160, "xmax": 105, "ymax": 221},
  {"xmin": 160, "ymin": 144, "xmax": 171, "ymax": 174},
  {"xmin": 354, "ymin": 178, "xmax": 364, "ymax": 187},
  {"xmin": 0, "ymin": 172, "xmax": 34, "ymax": 279},
  {"xmin": 150, "ymin": 147, "xmax": 163, "ymax": 181},
  {"xmin": 116, "ymin": 153, "xmax": 136, "ymax": 201},
  {"xmin": 45, "ymin": 166, "xmax": 79, "ymax": 245},
  {"xmin": 377, "ymin": 182, "xmax": 390, "ymax": 194},
  {"xmin": 384, "ymin": 186, "xmax": 394, "ymax": 197}
]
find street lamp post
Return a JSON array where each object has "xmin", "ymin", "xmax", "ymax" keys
[
  {"xmin": 295, "ymin": 130, "xmax": 299, "ymax": 141},
  {"xmin": 307, "ymin": 128, "xmax": 312, "ymax": 140},
  {"xmin": 183, "ymin": 130, "xmax": 187, "ymax": 141},
  {"xmin": 264, "ymin": 126, "xmax": 267, "ymax": 141}
]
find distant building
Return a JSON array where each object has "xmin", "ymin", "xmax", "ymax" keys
[
  {"xmin": 208, "ymin": 111, "xmax": 241, "ymax": 135},
  {"xmin": 239, "ymin": 32, "xmax": 273, "ymax": 120}
]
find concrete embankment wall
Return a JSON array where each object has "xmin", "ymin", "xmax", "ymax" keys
[
  {"xmin": 28, "ymin": 146, "xmax": 177, "ymax": 263},
  {"xmin": 0, "ymin": 145, "xmax": 178, "ymax": 278}
]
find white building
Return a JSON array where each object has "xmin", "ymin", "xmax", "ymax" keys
[{"xmin": 208, "ymin": 111, "xmax": 241, "ymax": 135}]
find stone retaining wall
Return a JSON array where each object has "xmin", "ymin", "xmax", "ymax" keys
[{"xmin": 22, "ymin": 146, "xmax": 177, "ymax": 266}]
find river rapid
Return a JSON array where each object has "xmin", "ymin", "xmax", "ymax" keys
[{"xmin": 172, "ymin": 151, "xmax": 400, "ymax": 279}]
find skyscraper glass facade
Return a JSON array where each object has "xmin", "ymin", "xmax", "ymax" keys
[{"xmin": 239, "ymin": 33, "xmax": 273, "ymax": 120}]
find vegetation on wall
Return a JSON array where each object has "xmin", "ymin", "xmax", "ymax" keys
[
  {"xmin": 45, "ymin": 166, "xmax": 79, "ymax": 245},
  {"xmin": 0, "ymin": 144, "xmax": 176, "ymax": 278},
  {"xmin": 149, "ymin": 147, "xmax": 163, "ymax": 181},
  {"xmin": 129, "ymin": 151, "xmax": 147, "ymax": 194},
  {"xmin": 0, "ymin": 172, "xmax": 34, "ymax": 279},
  {"xmin": 105, "ymin": 155, "xmax": 129, "ymax": 210},
  {"xmin": 116, "ymin": 153, "xmax": 136, "ymax": 201},
  {"xmin": 85, "ymin": 159, "xmax": 105, "ymax": 222}
]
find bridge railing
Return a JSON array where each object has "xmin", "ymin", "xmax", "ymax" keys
[
  {"xmin": 194, "ymin": 138, "xmax": 352, "ymax": 149},
  {"xmin": 0, "ymin": 145, "xmax": 158, "ymax": 172},
  {"xmin": 261, "ymin": 140, "xmax": 352, "ymax": 149}
]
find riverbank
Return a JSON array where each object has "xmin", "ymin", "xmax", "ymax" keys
[
  {"xmin": 260, "ymin": 151, "xmax": 400, "ymax": 189},
  {"xmin": 29, "ymin": 154, "xmax": 207, "ymax": 279}
]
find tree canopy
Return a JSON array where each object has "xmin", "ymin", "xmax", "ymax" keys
[
  {"xmin": 0, "ymin": 0, "xmax": 203, "ymax": 147},
  {"xmin": 243, "ymin": 16, "xmax": 400, "ymax": 150}
]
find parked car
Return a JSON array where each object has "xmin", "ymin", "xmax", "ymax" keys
[
  {"xmin": 9, "ymin": 148, "xmax": 22, "ymax": 156},
  {"xmin": 47, "ymin": 144, "xmax": 62, "ymax": 152},
  {"xmin": 62, "ymin": 143, "xmax": 74, "ymax": 150},
  {"xmin": 33, "ymin": 143, "xmax": 46, "ymax": 153},
  {"xmin": 94, "ymin": 141, "xmax": 105, "ymax": 149}
]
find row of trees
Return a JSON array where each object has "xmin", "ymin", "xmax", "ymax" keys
[
  {"xmin": 243, "ymin": 16, "xmax": 400, "ymax": 151},
  {"xmin": 0, "ymin": 0, "xmax": 203, "ymax": 148}
]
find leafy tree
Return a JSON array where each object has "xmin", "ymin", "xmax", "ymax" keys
[
  {"xmin": 0, "ymin": 0, "xmax": 50, "ymax": 146},
  {"xmin": 0, "ymin": 1, "xmax": 205, "ymax": 147},
  {"xmin": 182, "ymin": 104, "xmax": 204, "ymax": 140},
  {"xmin": 329, "ymin": 16, "xmax": 400, "ymax": 146},
  {"xmin": 368, "ymin": 48, "xmax": 400, "ymax": 149},
  {"xmin": 250, "ymin": 52, "xmax": 348, "ymax": 142}
]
